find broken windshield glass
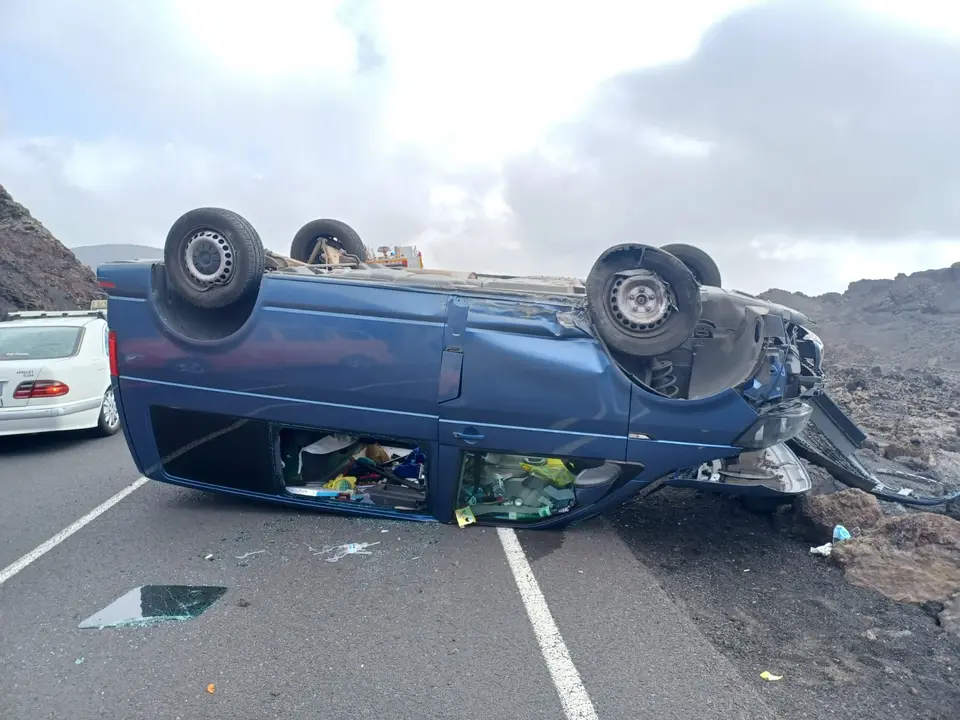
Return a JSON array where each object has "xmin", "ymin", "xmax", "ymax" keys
[{"xmin": 78, "ymin": 585, "xmax": 227, "ymax": 629}]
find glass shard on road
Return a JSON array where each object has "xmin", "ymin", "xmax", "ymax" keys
[{"xmin": 78, "ymin": 585, "xmax": 227, "ymax": 629}]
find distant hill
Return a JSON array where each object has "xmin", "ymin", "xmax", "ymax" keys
[
  {"xmin": 759, "ymin": 263, "xmax": 960, "ymax": 371},
  {"xmin": 70, "ymin": 244, "xmax": 163, "ymax": 271},
  {"xmin": 0, "ymin": 185, "xmax": 101, "ymax": 314}
]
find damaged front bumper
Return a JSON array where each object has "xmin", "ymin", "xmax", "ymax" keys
[
  {"xmin": 667, "ymin": 441, "xmax": 813, "ymax": 498},
  {"xmin": 788, "ymin": 394, "xmax": 960, "ymax": 509}
]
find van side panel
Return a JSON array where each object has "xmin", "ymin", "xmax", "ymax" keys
[{"xmin": 112, "ymin": 270, "xmax": 447, "ymax": 442}]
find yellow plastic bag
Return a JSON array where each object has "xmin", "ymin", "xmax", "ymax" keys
[
  {"xmin": 323, "ymin": 474, "xmax": 357, "ymax": 492},
  {"xmin": 520, "ymin": 458, "xmax": 576, "ymax": 487}
]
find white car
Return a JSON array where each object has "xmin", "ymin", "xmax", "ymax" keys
[{"xmin": 0, "ymin": 310, "xmax": 121, "ymax": 438}]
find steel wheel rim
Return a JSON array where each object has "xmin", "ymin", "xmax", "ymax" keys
[
  {"xmin": 609, "ymin": 270, "xmax": 674, "ymax": 332},
  {"xmin": 184, "ymin": 229, "xmax": 235, "ymax": 287}
]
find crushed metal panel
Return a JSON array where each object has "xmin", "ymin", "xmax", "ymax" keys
[{"xmin": 78, "ymin": 585, "xmax": 227, "ymax": 629}]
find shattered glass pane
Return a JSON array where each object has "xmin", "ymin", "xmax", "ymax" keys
[{"xmin": 78, "ymin": 585, "xmax": 227, "ymax": 629}]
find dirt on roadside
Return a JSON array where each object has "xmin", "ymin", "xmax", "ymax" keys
[{"xmin": 611, "ymin": 488, "xmax": 960, "ymax": 720}]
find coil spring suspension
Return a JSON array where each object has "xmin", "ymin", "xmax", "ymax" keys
[{"xmin": 650, "ymin": 359, "xmax": 679, "ymax": 398}]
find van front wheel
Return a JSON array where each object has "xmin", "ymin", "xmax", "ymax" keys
[{"xmin": 586, "ymin": 244, "xmax": 702, "ymax": 358}]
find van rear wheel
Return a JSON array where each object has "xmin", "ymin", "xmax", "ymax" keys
[
  {"xmin": 164, "ymin": 207, "xmax": 265, "ymax": 310},
  {"xmin": 586, "ymin": 244, "xmax": 702, "ymax": 358}
]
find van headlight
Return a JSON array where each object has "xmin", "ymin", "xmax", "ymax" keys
[{"xmin": 734, "ymin": 400, "xmax": 813, "ymax": 449}]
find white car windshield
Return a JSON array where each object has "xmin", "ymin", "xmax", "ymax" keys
[{"xmin": 0, "ymin": 326, "xmax": 83, "ymax": 360}]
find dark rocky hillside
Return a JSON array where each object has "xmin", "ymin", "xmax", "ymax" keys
[
  {"xmin": 760, "ymin": 266, "xmax": 960, "ymax": 491},
  {"xmin": 0, "ymin": 184, "xmax": 101, "ymax": 315}
]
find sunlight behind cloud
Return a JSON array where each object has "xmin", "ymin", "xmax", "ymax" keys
[
  {"xmin": 373, "ymin": 0, "xmax": 761, "ymax": 169},
  {"xmin": 170, "ymin": 0, "xmax": 358, "ymax": 84}
]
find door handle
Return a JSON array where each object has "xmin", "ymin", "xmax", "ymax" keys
[{"xmin": 452, "ymin": 430, "xmax": 485, "ymax": 443}]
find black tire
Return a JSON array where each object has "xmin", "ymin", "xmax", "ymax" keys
[
  {"xmin": 586, "ymin": 244, "xmax": 702, "ymax": 358},
  {"xmin": 93, "ymin": 387, "xmax": 122, "ymax": 437},
  {"xmin": 290, "ymin": 219, "xmax": 366, "ymax": 264},
  {"xmin": 660, "ymin": 243, "xmax": 722, "ymax": 287},
  {"xmin": 164, "ymin": 207, "xmax": 266, "ymax": 310}
]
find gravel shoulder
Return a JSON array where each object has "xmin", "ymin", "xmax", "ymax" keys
[{"xmin": 611, "ymin": 487, "xmax": 960, "ymax": 720}]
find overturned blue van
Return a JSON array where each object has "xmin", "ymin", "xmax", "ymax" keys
[{"xmin": 97, "ymin": 207, "xmax": 849, "ymax": 528}]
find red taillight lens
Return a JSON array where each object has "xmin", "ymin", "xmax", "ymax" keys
[
  {"xmin": 109, "ymin": 330, "xmax": 119, "ymax": 377},
  {"xmin": 13, "ymin": 380, "xmax": 70, "ymax": 399}
]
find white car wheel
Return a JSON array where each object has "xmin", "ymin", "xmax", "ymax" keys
[{"xmin": 95, "ymin": 388, "xmax": 122, "ymax": 436}]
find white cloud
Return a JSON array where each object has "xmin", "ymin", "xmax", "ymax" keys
[
  {"xmin": 170, "ymin": 0, "xmax": 360, "ymax": 84},
  {"xmin": 1, "ymin": 0, "xmax": 959, "ymax": 296}
]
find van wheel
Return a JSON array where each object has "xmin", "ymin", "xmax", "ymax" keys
[
  {"xmin": 586, "ymin": 244, "xmax": 702, "ymax": 358},
  {"xmin": 94, "ymin": 388, "xmax": 122, "ymax": 437},
  {"xmin": 164, "ymin": 207, "xmax": 265, "ymax": 310},
  {"xmin": 659, "ymin": 243, "xmax": 722, "ymax": 287},
  {"xmin": 291, "ymin": 219, "xmax": 367, "ymax": 264}
]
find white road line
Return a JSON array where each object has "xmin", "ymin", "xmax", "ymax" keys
[
  {"xmin": 0, "ymin": 476, "xmax": 149, "ymax": 586},
  {"xmin": 497, "ymin": 527, "xmax": 599, "ymax": 720}
]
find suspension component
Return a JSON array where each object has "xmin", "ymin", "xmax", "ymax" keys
[{"xmin": 649, "ymin": 359, "xmax": 679, "ymax": 398}]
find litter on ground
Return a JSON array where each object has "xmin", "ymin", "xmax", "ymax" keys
[{"xmin": 306, "ymin": 541, "xmax": 381, "ymax": 562}]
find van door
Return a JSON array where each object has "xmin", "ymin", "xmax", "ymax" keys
[
  {"xmin": 435, "ymin": 294, "xmax": 631, "ymax": 522},
  {"xmin": 438, "ymin": 294, "xmax": 630, "ymax": 458}
]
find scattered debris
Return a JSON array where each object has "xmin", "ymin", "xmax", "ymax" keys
[
  {"xmin": 455, "ymin": 507, "xmax": 476, "ymax": 528},
  {"xmin": 457, "ymin": 453, "xmax": 578, "ymax": 522},
  {"xmin": 78, "ymin": 585, "xmax": 228, "ymax": 629},
  {"xmin": 306, "ymin": 542, "xmax": 380, "ymax": 563},
  {"xmin": 790, "ymin": 489, "xmax": 883, "ymax": 543},
  {"xmin": 237, "ymin": 598, "xmax": 251, "ymax": 608},
  {"xmin": 74, "ymin": 657, "xmax": 84, "ymax": 665},
  {"xmin": 831, "ymin": 512, "xmax": 960, "ymax": 606},
  {"xmin": 833, "ymin": 524, "xmax": 852, "ymax": 542},
  {"xmin": 760, "ymin": 671, "xmax": 783, "ymax": 681},
  {"xmin": 281, "ymin": 433, "xmax": 428, "ymax": 511},
  {"xmin": 204, "ymin": 553, "xmax": 214, "ymax": 561},
  {"xmin": 810, "ymin": 543, "xmax": 833, "ymax": 557},
  {"xmin": 817, "ymin": 522, "xmax": 855, "ymax": 553},
  {"xmin": 234, "ymin": 550, "xmax": 265, "ymax": 560},
  {"xmin": 206, "ymin": 683, "xmax": 216, "ymax": 694}
]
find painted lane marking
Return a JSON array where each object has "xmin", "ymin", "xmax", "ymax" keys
[
  {"xmin": 0, "ymin": 476, "xmax": 149, "ymax": 586},
  {"xmin": 497, "ymin": 527, "xmax": 599, "ymax": 720}
]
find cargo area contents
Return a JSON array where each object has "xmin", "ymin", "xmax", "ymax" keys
[
  {"xmin": 279, "ymin": 428, "xmax": 428, "ymax": 512},
  {"xmin": 455, "ymin": 452, "xmax": 595, "ymax": 525}
]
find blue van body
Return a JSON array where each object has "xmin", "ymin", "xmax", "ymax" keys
[{"xmin": 98, "ymin": 259, "xmax": 826, "ymax": 528}]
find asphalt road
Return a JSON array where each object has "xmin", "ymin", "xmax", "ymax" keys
[{"xmin": 0, "ymin": 431, "xmax": 778, "ymax": 720}]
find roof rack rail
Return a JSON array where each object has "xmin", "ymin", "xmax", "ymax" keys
[{"xmin": 1, "ymin": 310, "xmax": 107, "ymax": 322}]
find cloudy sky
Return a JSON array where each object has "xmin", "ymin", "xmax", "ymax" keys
[{"xmin": 1, "ymin": 0, "xmax": 959, "ymax": 295}]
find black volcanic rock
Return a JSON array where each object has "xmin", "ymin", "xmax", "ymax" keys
[{"xmin": 0, "ymin": 184, "xmax": 101, "ymax": 314}]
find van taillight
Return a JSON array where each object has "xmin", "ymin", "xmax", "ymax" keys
[
  {"xmin": 109, "ymin": 330, "xmax": 119, "ymax": 377},
  {"xmin": 13, "ymin": 380, "xmax": 70, "ymax": 399}
]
